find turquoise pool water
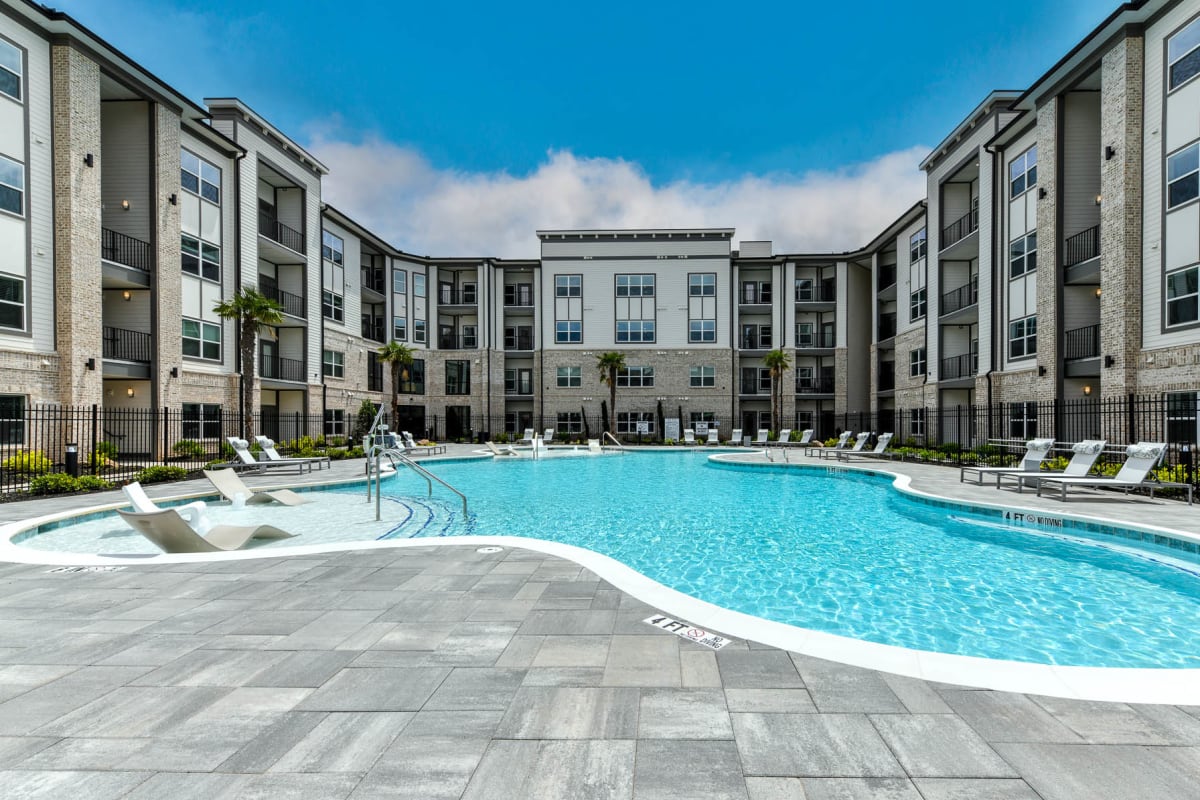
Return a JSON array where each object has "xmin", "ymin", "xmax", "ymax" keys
[{"xmin": 387, "ymin": 451, "xmax": 1200, "ymax": 668}]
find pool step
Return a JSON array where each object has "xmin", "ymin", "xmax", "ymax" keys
[{"xmin": 379, "ymin": 496, "xmax": 470, "ymax": 539}]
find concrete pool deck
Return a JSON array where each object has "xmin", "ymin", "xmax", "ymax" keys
[{"xmin": 0, "ymin": 448, "xmax": 1198, "ymax": 798}]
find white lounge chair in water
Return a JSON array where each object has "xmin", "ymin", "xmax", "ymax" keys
[
  {"xmin": 254, "ymin": 436, "xmax": 331, "ymax": 470},
  {"xmin": 960, "ymin": 438, "xmax": 1056, "ymax": 485},
  {"xmin": 838, "ymin": 432, "xmax": 894, "ymax": 461},
  {"xmin": 1035, "ymin": 442, "xmax": 1190, "ymax": 503},
  {"xmin": 810, "ymin": 430, "xmax": 853, "ymax": 458},
  {"xmin": 485, "ymin": 441, "xmax": 518, "ymax": 457},
  {"xmin": 203, "ymin": 468, "xmax": 310, "ymax": 506},
  {"xmin": 996, "ymin": 439, "xmax": 1106, "ymax": 492},
  {"xmin": 116, "ymin": 508, "xmax": 294, "ymax": 553},
  {"xmin": 122, "ymin": 481, "xmax": 208, "ymax": 530}
]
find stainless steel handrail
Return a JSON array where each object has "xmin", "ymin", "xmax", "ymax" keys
[
  {"xmin": 602, "ymin": 432, "xmax": 625, "ymax": 449},
  {"xmin": 370, "ymin": 446, "xmax": 467, "ymax": 518}
]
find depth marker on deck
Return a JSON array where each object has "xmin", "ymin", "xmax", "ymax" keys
[{"xmin": 644, "ymin": 615, "xmax": 733, "ymax": 650}]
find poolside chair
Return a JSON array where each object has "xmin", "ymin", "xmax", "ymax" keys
[
  {"xmin": 484, "ymin": 441, "xmax": 518, "ymax": 457},
  {"xmin": 996, "ymin": 439, "xmax": 1107, "ymax": 492},
  {"xmin": 751, "ymin": 429, "xmax": 770, "ymax": 446},
  {"xmin": 220, "ymin": 438, "xmax": 312, "ymax": 474},
  {"xmin": 203, "ymin": 468, "xmax": 310, "ymax": 506},
  {"xmin": 543, "ymin": 428, "xmax": 555, "ymax": 443},
  {"xmin": 809, "ymin": 430, "xmax": 853, "ymax": 458},
  {"xmin": 116, "ymin": 508, "xmax": 294, "ymax": 554},
  {"xmin": 837, "ymin": 432, "xmax": 894, "ymax": 461},
  {"xmin": 401, "ymin": 431, "xmax": 446, "ymax": 456},
  {"xmin": 682, "ymin": 429, "xmax": 697, "ymax": 445},
  {"xmin": 729, "ymin": 428, "xmax": 743, "ymax": 446},
  {"xmin": 706, "ymin": 429, "xmax": 719, "ymax": 446},
  {"xmin": 824, "ymin": 431, "xmax": 872, "ymax": 460},
  {"xmin": 784, "ymin": 429, "xmax": 815, "ymax": 449},
  {"xmin": 518, "ymin": 429, "xmax": 535, "ymax": 445},
  {"xmin": 122, "ymin": 481, "xmax": 208, "ymax": 530},
  {"xmin": 254, "ymin": 436, "xmax": 331, "ymax": 470},
  {"xmin": 771, "ymin": 429, "xmax": 792, "ymax": 447},
  {"xmin": 587, "ymin": 439, "xmax": 603, "ymax": 454},
  {"xmin": 1036, "ymin": 442, "xmax": 1189, "ymax": 503},
  {"xmin": 960, "ymin": 438, "xmax": 1056, "ymax": 485}
]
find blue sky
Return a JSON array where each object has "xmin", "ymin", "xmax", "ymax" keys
[{"xmin": 53, "ymin": 0, "xmax": 1110, "ymax": 256}]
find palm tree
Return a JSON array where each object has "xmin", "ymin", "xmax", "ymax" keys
[
  {"xmin": 596, "ymin": 351, "xmax": 626, "ymax": 436},
  {"xmin": 377, "ymin": 341, "xmax": 415, "ymax": 429},
  {"xmin": 763, "ymin": 349, "xmax": 792, "ymax": 437},
  {"xmin": 214, "ymin": 288, "xmax": 284, "ymax": 440}
]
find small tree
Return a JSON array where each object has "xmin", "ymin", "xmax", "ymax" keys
[
  {"xmin": 350, "ymin": 399, "xmax": 377, "ymax": 443},
  {"xmin": 764, "ymin": 349, "xmax": 792, "ymax": 435},
  {"xmin": 213, "ymin": 288, "xmax": 284, "ymax": 440},
  {"xmin": 596, "ymin": 351, "xmax": 626, "ymax": 435},
  {"xmin": 378, "ymin": 341, "xmax": 415, "ymax": 428}
]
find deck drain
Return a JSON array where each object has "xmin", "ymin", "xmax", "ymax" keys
[
  {"xmin": 475, "ymin": 546, "xmax": 504, "ymax": 554},
  {"xmin": 45, "ymin": 566, "xmax": 126, "ymax": 574}
]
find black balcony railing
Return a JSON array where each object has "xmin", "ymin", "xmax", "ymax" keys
[
  {"xmin": 439, "ymin": 288, "xmax": 478, "ymax": 305},
  {"xmin": 504, "ymin": 286, "xmax": 534, "ymax": 306},
  {"xmin": 439, "ymin": 334, "xmax": 478, "ymax": 350},
  {"xmin": 505, "ymin": 338, "xmax": 534, "ymax": 352},
  {"xmin": 941, "ymin": 206, "xmax": 979, "ymax": 249},
  {"xmin": 1063, "ymin": 225, "xmax": 1100, "ymax": 268},
  {"xmin": 102, "ymin": 326, "xmax": 151, "ymax": 363},
  {"xmin": 878, "ymin": 264, "xmax": 896, "ymax": 292},
  {"xmin": 940, "ymin": 277, "xmax": 979, "ymax": 316},
  {"xmin": 259, "ymin": 284, "xmax": 305, "ymax": 318},
  {"xmin": 260, "ymin": 354, "xmax": 306, "ymax": 382},
  {"xmin": 361, "ymin": 267, "xmax": 386, "ymax": 294},
  {"xmin": 796, "ymin": 332, "xmax": 836, "ymax": 349},
  {"xmin": 878, "ymin": 312, "xmax": 897, "ymax": 340},
  {"xmin": 940, "ymin": 352, "xmax": 978, "ymax": 380},
  {"xmin": 258, "ymin": 216, "xmax": 305, "ymax": 254},
  {"xmin": 739, "ymin": 381, "xmax": 769, "ymax": 395},
  {"xmin": 795, "ymin": 284, "xmax": 836, "ymax": 303},
  {"xmin": 101, "ymin": 228, "xmax": 152, "ymax": 272},
  {"xmin": 878, "ymin": 361, "xmax": 896, "ymax": 391},
  {"xmin": 1064, "ymin": 323, "xmax": 1101, "ymax": 361},
  {"xmin": 361, "ymin": 317, "xmax": 386, "ymax": 342},
  {"xmin": 795, "ymin": 379, "xmax": 835, "ymax": 394},
  {"xmin": 739, "ymin": 335, "xmax": 772, "ymax": 350}
]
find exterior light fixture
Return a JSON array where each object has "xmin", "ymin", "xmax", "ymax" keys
[
  {"xmin": 1094, "ymin": 194, "xmax": 1102, "ymax": 206},
  {"xmin": 122, "ymin": 290, "xmax": 131, "ymax": 301},
  {"xmin": 1095, "ymin": 287, "xmax": 1102, "ymax": 298},
  {"xmin": 126, "ymin": 387, "xmax": 135, "ymax": 397},
  {"xmin": 83, "ymin": 153, "xmax": 94, "ymax": 167},
  {"xmin": 1105, "ymin": 145, "xmax": 1116, "ymax": 160},
  {"xmin": 121, "ymin": 200, "xmax": 130, "ymax": 211},
  {"xmin": 1104, "ymin": 355, "xmax": 1116, "ymax": 368},
  {"xmin": 1083, "ymin": 385, "xmax": 1092, "ymax": 396}
]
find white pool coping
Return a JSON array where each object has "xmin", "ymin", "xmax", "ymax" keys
[{"xmin": 2, "ymin": 455, "xmax": 1200, "ymax": 705}]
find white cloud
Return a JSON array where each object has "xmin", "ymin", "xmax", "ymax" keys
[{"xmin": 311, "ymin": 133, "xmax": 928, "ymax": 259}]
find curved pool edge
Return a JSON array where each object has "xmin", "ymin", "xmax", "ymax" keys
[{"xmin": 4, "ymin": 453, "xmax": 1200, "ymax": 704}]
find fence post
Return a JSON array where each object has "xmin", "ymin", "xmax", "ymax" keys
[
  {"xmin": 1127, "ymin": 393, "xmax": 1136, "ymax": 445},
  {"xmin": 161, "ymin": 406, "xmax": 169, "ymax": 466},
  {"xmin": 89, "ymin": 404, "xmax": 99, "ymax": 477}
]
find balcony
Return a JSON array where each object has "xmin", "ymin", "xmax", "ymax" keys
[
  {"xmin": 878, "ymin": 312, "xmax": 897, "ymax": 342},
  {"xmin": 739, "ymin": 381, "xmax": 769, "ymax": 396},
  {"xmin": 877, "ymin": 264, "xmax": 896, "ymax": 293},
  {"xmin": 940, "ymin": 352, "xmax": 978, "ymax": 381},
  {"xmin": 438, "ymin": 288, "xmax": 478, "ymax": 306},
  {"xmin": 794, "ymin": 284, "xmax": 836, "ymax": 304},
  {"xmin": 360, "ymin": 267, "xmax": 386, "ymax": 297},
  {"xmin": 504, "ymin": 337, "xmax": 534, "ymax": 352},
  {"xmin": 439, "ymin": 334, "xmax": 478, "ymax": 350},
  {"xmin": 940, "ymin": 277, "xmax": 978, "ymax": 321},
  {"xmin": 258, "ymin": 216, "xmax": 305, "ymax": 255},
  {"xmin": 940, "ymin": 207, "xmax": 979, "ymax": 252},
  {"xmin": 260, "ymin": 283, "xmax": 305, "ymax": 318},
  {"xmin": 878, "ymin": 361, "xmax": 896, "ymax": 392},
  {"xmin": 794, "ymin": 378, "xmax": 835, "ymax": 395},
  {"xmin": 260, "ymin": 354, "xmax": 305, "ymax": 382},
  {"xmin": 103, "ymin": 326, "xmax": 151, "ymax": 362},
  {"xmin": 101, "ymin": 228, "xmax": 152, "ymax": 272},
  {"xmin": 739, "ymin": 334, "xmax": 772, "ymax": 351},
  {"xmin": 1064, "ymin": 224, "xmax": 1100, "ymax": 270},
  {"xmin": 796, "ymin": 332, "xmax": 835, "ymax": 350},
  {"xmin": 361, "ymin": 316, "xmax": 386, "ymax": 343},
  {"xmin": 504, "ymin": 285, "xmax": 534, "ymax": 308},
  {"xmin": 1064, "ymin": 324, "xmax": 1100, "ymax": 361}
]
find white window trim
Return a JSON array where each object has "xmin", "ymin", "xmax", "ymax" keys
[
  {"xmin": 1166, "ymin": 141, "xmax": 1199, "ymax": 211},
  {"xmin": 1168, "ymin": 16, "xmax": 1200, "ymax": 92},
  {"xmin": 1166, "ymin": 264, "xmax": 1199, "ymax": 327}
]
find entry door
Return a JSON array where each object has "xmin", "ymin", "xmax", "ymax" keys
[
  {"xmin": 396, "ymin": 405, "xmax": 426, "ymax": 439},
  {"xmin": 446, "ymin": 406, "xmax": 471, "ymax": 441}
]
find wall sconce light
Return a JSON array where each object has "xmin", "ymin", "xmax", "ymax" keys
[
  {"xmin": 1038, "ymin": 365, "xmax": 1047, "ymax": 376},
  {"xmin": 85, "ymin": 358, "xmax": 95, "ymax": 371},
  {"xmin": 121, "ymin": 200, "xmax": 130, "ymax": 211},
  {"xmin": 1104, "ymin": 145, "xmax": 1116, "ymax": 161},
  {"xmin": 1083, "ymin": 385, "xmax": 1092, "ymax": 396},
  {"xmin": 83, "ymin": 153, "xmax": 93, "ymax": 168},
  {"xmin": 126, "ymin": 387, "xmax": 135, "ymax": 397},
  {"xmin": 1094, "ymin": 194, "xmax": 1103, "ymax": 206},
  {"xmin": 1095, "ymin": 287, "xmax": 1102, "ymax": 298},
  {"xmin": 1104, "ymin": 354, "xmax": 1116, "ymax": 368},
  {"xmin": 121, "ymin": 290, "xmax": 131, "ymax": 301},
  {"xmin": 169, "ymin": 367, "xmax": 179, "ymax": 378},
  {"xmin": 168, "ymin": 193, "xmax": 177, "ymax": 206},
  {"xmin": 1038, "ymin": 187, "xmax": 1047, "ymax": 199}
]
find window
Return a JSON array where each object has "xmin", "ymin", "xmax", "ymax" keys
[
  {"xmin": 796, "ymin": 322, "xmax": 814, "ymax": 348},
  {"xmin": 393, "ymin": 316, "xmax": 407, "ymax": 340},
  {"xmin": 393, "ymin": 270, "xmax": 407, "ymax": 294},
  {"xmin": 324, "ymin": 409, "xmax": 346, "ymax": 437},
  {"xmin": 1167, "ymin": 265, "xmax": 1199, "ymax": 326},
  {"xmin": 557, "ymin": 412, "xmax": 583, "ymax": 435},
  {"xmin": 413, "ymin": 274, "xmax": 425, "ymax": 297},
  {"xmin": 795, "ymin": 278, "xmax": 814, "ymax": 301},
  {"xmin": 556, "ymin": 321, "xmax": 581, "ymax": 343},
  {"xmin": 1166, "ymin": 391, "xmax": 1199, "ymax": 443},
  {"xmin": 741, "ymin": 281, "xmax": 771, "ymax": 303},
  {"xmin": 505, "ymin": 368, "xmax": 532, "ymax": 395},
  {"xmin": 322, "ymin": 349, "xmax": 344, "ymax": 378},
  {"xmin": 505, "ymin": 325, "xmax": 533, "ymax": 350},
  {"xmin": 794, "ymin": 410, "xmax": 815, "ymax": 433},
  {"xmin": 0, "ymin": 274, "xmax": 23, "ymax": 330},
  {"xmin": 557, "ymin": 366, "xmax": 581, "ymax": 388},
  {"xmin": 740, "ymin": 324, "xmax": 771, "ymax": 349},
  {"xmin": 0, "ymin": 154, "xmax": 24, "ymax": 216},
  {"xmin": 1169, "ymin": 16, "xmax": 1200, "ymax": 90},
  {"xmin": 505, "ymin": 283, "xmax": 533, "ymax": 306},
  {"xmin": 617, "ymin": 412, "xmax": 655, "ymax": 435},
  {"xmin": 1010, "ymin": 146, "xmax": 1038, "ymax": 197},
  {"xmin": 909, "ymin": 228, "xmax": 927, "ymax": 262},
  {"xmin": 413, "ymin": 319, "xmax": 426, "ymax": 343},
  {"xmin": 182, "ymin": 318, "xmax": 220, "ymax": 360},
  {"xmin": 909, "ymin": 288, "xmax": 927, "ymax": 321},
  {"xmin": 1009, "ymin": 232, "xmax": 1038, "ymax": 278},
  {"xmin": 181, "ymin": 234, "xmax": 220, "ymax": 282},
  {"xmin": 460, "ymin": 325, "xmax": 478, "ymax": 348},
  {"xmin": 555, "ymin": 274, "xmax": 581, "ymax": 297},
  {"xmin": 322, "ymin": 290, "xmax": 344, "ymax": 322},
  {"xmin": 910, "ymin": 347, "xmax": 926, "ymax": 378},
  {"xmin": 181, "ymin": 402, "xmax": 221, "ymax": 440},
  {"xmin": 616, "ymin": 274, "xmax": 655, "ymax": 297},
  {"xmin": 690, "ymin": 366, "xmax": 715, "ymax": 388},
  {"xmin": 617, "ymin": 366, "xmax": 654, "ymax": 388},
  {"xmin": 1009, "ymin": 315, "xmax": 1037, "ymax": 359},
  {"xmin": 795, "ymin": 366, "xmax": 815, "ymax": 388},
  {"xmin": 689, "ymin": 273, "xmax": 715, "ymax": 296},
  {"xmin": 909, "ymin": 408, "xmax": 926, "ymax": 438},
  {"xmin": 689, "ymin": 320, "xmax": 716, "ymax": 342},
  {"xmin": 1010, "ymin": 402, "xmax": 1039, "ymax": 439},
  {"xmin": 1167, "ymin": 143, "xmax": 1199, "ymax": 209},
  {"xmin": 0, "ymin": 39, "xmax": 21, "ymax": 102},
  {"xmin": 400, "ymin": 358, "xmax": 425, "ymax": 394},
  {"xmin": 445, "ymin": 361, "xmax": 470, "ymax": 395},
  {"xmin": 0, "ymin": 394, "xmax": 24, "ymax": 444},
  {"xmin": 616, "ymin": 320, "xmax": 655, "ymax": 342},
  {"xmin": 321, "ymin": 230, "xmax": 344, "ymax": 265},
  {"xmin": 180, "ymin": 150, "xmax": 220, "ymax": 203}
]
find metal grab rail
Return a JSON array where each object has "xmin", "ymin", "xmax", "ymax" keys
[
  {"xmin": 602, "ymin": 431, "xmax": 624, "ymax": 449},
  {"xmin": 378, "ymin": 447, "xmax": 467, "ymax": 516}
]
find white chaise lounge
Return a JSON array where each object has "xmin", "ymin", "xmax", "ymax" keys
[
  {"xmin": 960, "ymin": 438, "xmax": 1055, "ymax": 485},
  {"xmin": 996, "ymin": 439, "xmax": 1107, "ymax": 492}
]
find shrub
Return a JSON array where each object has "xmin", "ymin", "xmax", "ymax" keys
[
  {"xmin": 76, "ymin": 475, "xmax": 114, "ymax": 491},
  {"xmin": 171, "ymin": 439, "xmax": 206, "ymax": 458},
  {"xmin": 346, "ymin": 446, "xmax": 365, "ymax": 458},
  {"xmin": 132, "ymin": 465, "xmax": 188, "ymax": 484},
  {"xmin": 327, "ymin": 448, "xmax": 347, "ymax": 460},
  {"xmin": 938, "ymin": 442, "xmax": 961, "ymax": 455},
  {"xmin": 3, "ymin": 449, "xmax": 53, "ymax": 475},
  {"xmin": 95, "ymin": 440, "xmax": 119, "ymax": 459},
  {"xmin": 29, "ymin": 473, "xmax": 80, "ymax": 494},
  {"xmin": 90, "ymin": 440, "xmax": 120, "ymax": 471}
]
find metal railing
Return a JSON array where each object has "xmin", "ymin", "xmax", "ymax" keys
[
  {"xmin": 941, "ymin": 206, "xmax": 979, "ymax": 248},
  {"xmin": 361, "ymin": 317, "xmax": 386, "ymax": 342},
  {"xmin": 796, "ymin": 332, "xmax": 836, "ymax": 349},
  {"xmin": 259, "ymin": 284, "xmax": 305, "ymax": 317},
  {"xmin": 361, "ymin": 267, "xmax": 386, "ymax": 294},
  {"xmin": 102, "ymin": 326, "xmax": 152, "ymax": 363},
  {"xmin": 795, "ymin": 379, "xmax": 835, "ymax": 394},
  {"xmin": 504, "ymin": 286, "xmax": 534, "ymax": 306},
  {"xmin": 101, "ymin": 228, "xmax": 152, "ymax": 272},
  {"xmin": 438, "ymin": 288, "xmax": 478, "ymax": 305},
  {"xmin": 795, "ymin": 284, "xmax": 836, "ymax": 303},
  {"xmin": 1064, "ymin": 225, "xmax": 1100, "ymax": 268},
  {"xmin": 940, "ymin": 352, "xmax": 978, "ymax": 380},
  {"xmin": 258, "ymin": 216, "xmax": 305, "ymax": 254},
  {"xmin": 260, "ymin": 354, "xmax": 306, "ymax": 382},
  {"xmin": 878, "ymin": 312, "xmax": 897, "ymax": 340},
  {"xmin": 439, "ymin": 334, "xmax": 478, "ymax": 350},
  {"xmin": 504, "ymin": 337, "xmax": 535, "ymax": 352},
  {"xmin": 940, "ymin": 277, "xmax": 978, "ymax": 316},
  {"xmin": 739, "ymin": 381, "xmax": 770, "ymax": 395},
  {"xmin": 739, "ymin": 333, "xmax": 772, "ymax": 350},
  {"xmin": 1064, "ymin": 323, "xmax": 1101, "ymax": 361}
]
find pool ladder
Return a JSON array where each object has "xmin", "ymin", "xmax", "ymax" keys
[{"xmin": 366, "ymin": 445, "xmax": 468, "ymax": 520}]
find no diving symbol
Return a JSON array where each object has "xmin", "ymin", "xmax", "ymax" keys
[{"xmin": 686, "ymin": 628, "xmax": 704, "ymax": 640}]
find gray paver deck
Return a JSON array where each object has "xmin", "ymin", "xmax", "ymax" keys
[{"xmin": 0, "ymin": 449, "xmax": 1198, "ymax": 797}]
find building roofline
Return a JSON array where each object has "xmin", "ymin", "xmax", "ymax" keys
[
  {"xmin": 919, "ymin": 90, "xmax": 1023, "ymax": 171},
  {"xmin": 536, "ymin": 228, "xmax": 735, "ymax": 238},
  {"xmin": 858, "ymin": 200, "xmax": 928, "ymax": 253},
  {"xmin": 205, "ymin": 97, "xmax": 329, "ymax": 175}
]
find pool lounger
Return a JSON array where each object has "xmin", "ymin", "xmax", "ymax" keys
[
  {"xmin": 837, "ymin": 432, "xmax": 894, "ymax": 461},
  {"xmin": 203, "ymin": 468, "xmax": 311, "ymax": 506},
  {"xmin": 995, "ymin": 440, "xmax": 1107, "ymax": 492},
  {"xmin": 819, "ymin": 431, "xmax": 866, "ymax": 460},
  {"xmin": 808, "ymin": 430, "xmax": 853, "ymax": 458},
  {"xmin": 216, "ymin": 438, "xmax": 314, "ymax": 474},
  {"xmin": 254, "ymin": 436, "xmax": 332, "ymax": 470},
  {"xmin": 122, "ymin": 480, "xmax": 209, "ymax": 530},
  {"xmin": 959, "ymin": 438, "xmax": 1055, "ymax": 485},
  {"xmin": 1035, "ymin": 442, "xmax": 1192, "ymax": 504},
  {"xmin": 116, "ymin": 508, "xmax": 296, "ymax": 553}
]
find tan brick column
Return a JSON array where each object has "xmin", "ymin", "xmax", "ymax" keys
[
  {"xmin": 1034, "ymin": 99, "xmax": 1059, "ymax": 402},
  {"xmin": 153, "ymin": 104, "xmax": 182, "ymax": 414}
]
